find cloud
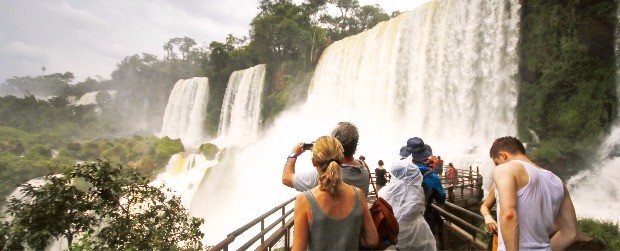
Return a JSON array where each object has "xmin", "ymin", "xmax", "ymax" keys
[
  {"xmin": 0, "ymin": 0, "xmax": 428, "ymax": 83},
  {"xmin": 0, "ymin": 41, "xmax": 48, "ymax": 62},
  {"xmin": 42, "ymin": 1, "xmax": 111, "ymax": 30}
]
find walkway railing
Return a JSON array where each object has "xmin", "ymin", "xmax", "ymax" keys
[
  {"xmin": 442, "ymin": 166, "xmax": 484, "ymax": 203},
  {"xmin": 209, "ymin": 197, "xmax": 296, "ymax": 251},
  {"xmin": 432, "ymin": 202, "xmax": 488, "ymax": 250}
]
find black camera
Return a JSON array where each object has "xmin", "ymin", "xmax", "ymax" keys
[{"xmin": 303, "ymin": 143, "xmax": 313, "ymax": 150}]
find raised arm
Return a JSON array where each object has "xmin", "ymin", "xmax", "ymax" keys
[
  {"xmin": 282, "ymin": 143, "xmax": 304, "ymax": 188},
  {"xmin": 480, "ymin": 184, "xmax": 498, "ymax": 233},
  {"xmin": 550, "ymin": 185, "xmax": 578, "ymax": 250},
  {"xmin": 494, "ymin": 164, "xmax": 519, "ymax": 251}
]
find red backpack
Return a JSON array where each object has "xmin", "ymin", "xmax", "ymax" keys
[{"xmin": 369, "ymin": 197, "xmax": 399, "ymax": 249}]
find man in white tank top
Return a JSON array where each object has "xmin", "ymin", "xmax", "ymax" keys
[{"xmin": 490, "ymin": 136, "xmax": 577, "ymax": 251}]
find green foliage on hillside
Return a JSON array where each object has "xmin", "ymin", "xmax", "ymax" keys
[
  {"xmin": 0, "ymin": 95, "xmax": 97, "ymax": 134},
  {"xmin": 577, "ymin": 218, "xmax": 620, "ymax": 250},
  {"xmin": 518, "ymin": 0, "xmax": 617, "ymax": 178},
  {"xmin": 155, "ymin": 137, "xmax": 184, "ymax": 164},
  {"xmin": 0, "ymin": 99, "xmax": 185, "ymax": 206},
  {"xmin": 0, "ymin": 160, "xmax": 204, "ymax": 250},
  {"xmin": 0, "ymin": 72, "xmax": 75, "ymax": 98},
  {"xmin": 199, "ymin": 143, "xmax": 219, "ymax": 160}
]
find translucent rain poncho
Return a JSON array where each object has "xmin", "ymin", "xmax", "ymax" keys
[{"xmin": 378, "ymin": 158, "xmax": 437, "ymax": 251}]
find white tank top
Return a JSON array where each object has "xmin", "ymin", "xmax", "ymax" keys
[{"xmin": 495, "ymin": 160, "xmax": 564, "ymax": 251}]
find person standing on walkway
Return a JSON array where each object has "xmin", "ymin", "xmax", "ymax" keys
[
  {"xmin": 292, "ymin": 136, "xmax": 377, "ymax": 250},
  {"xmin": 433, "ymin": 156, "xmax": 444, "ymax": 178},
  {"xmin": 378, "ymin": 158, "xmax": 437, "ymax": 250},
  {"xmin": 446, "ymin": 163, "xmax": 458, "ymax": 186},
  {"xmin": 375, "ymin": 160, "xmax": 388, "ymax": 192},
  {"xmin": 490, "ymin": 136, "xmax": 577, "ymax": 250},
  {"xmin": 282, "ymin": 122, "xmax": 370, "ymax": 196},
  {"xmin": 400, "ymin": 137, "xmax": 446, "ymax": 246}
]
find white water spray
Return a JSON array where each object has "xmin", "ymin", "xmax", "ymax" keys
[
  {"xmin": 190, "ymin": 0, "xmax": 521, "ymax": 245},
  {"xmin": 159, "ymin": 77, "xmax": 209, "ymax": 148},
  {"xmin": 151, "ymin": 153, "xmax": 218, "ymax": 209},
  {"xmin": 217, "ymin": 64, "xmax": 267, "ymax": 146}
]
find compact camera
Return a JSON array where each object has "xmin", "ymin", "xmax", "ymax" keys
[{"xmin": 302, "ymin": 143, "xmax": 314, "ymax": 150}]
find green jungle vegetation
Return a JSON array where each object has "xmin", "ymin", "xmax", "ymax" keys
[
  {"xmin": 577, "ymin": 218, "xmax": 620, "ymax": 250},
  {"xmin": 0, "ymin": 160, "xmax": 203, "ymax": 250},
  {"xmin": 518, "ymin": 0, "xmax": 618, "ymax": 178},
  {"xmin": 477, "ymin": 217, "xmax": 619, "ymax": 250}
]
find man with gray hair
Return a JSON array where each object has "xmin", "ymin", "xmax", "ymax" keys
[{"xmin": 282, "ymin": 122, "xmax": 371, "ymax": 196}]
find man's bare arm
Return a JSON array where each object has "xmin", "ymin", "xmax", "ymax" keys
[
  {"xmin": 550, "ymin": 185, "xmax": 578, "ymax": 250},
  {"xmin": 282, "ymin": 143, "xmax": 304, "ymax": 188},
  {"xmin": 282, "ymin": 158, "xmax": 296, "ymax": 188},
  {"xmin": 480, "ymin": 184, "xmax": 498, "ymax": 233},
  {"xmin": 494, "ymin": 164, "xmax": 520, "ymax": 251}
]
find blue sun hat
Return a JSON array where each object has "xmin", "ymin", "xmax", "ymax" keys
[{"xmin": 401, "ymin": 137, "xmax": 433, "ymax": 161}]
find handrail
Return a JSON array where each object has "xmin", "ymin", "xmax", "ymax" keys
[
  {"xmin": 431, "ymin": 204, "xmax": 486, "ymax": 237},
  {"xmin": 431, "ymin": 202, "xmax": 489, "ymax": 250},
  {"xmin": 210, "ymin": 196, "xmax": 296, "ymax": 251},
  {"xmin": 444, "ymin": 201, "xmax": 484, "ymax": 221},
  {"xmin": 256, "ymin": 217, "xmax": 295, "ymax": 251},
  {"xmin": 238, "ymin": 208, "xmax": 294, "ymax": 250}
]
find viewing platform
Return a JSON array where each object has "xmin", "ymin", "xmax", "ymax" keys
[{"xmin": 209, "ymin": 166, "xmax": 488, "ymax": 251}]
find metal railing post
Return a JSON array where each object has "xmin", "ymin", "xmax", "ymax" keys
[{"xmin": 261, "ymin": 220, "xmax": 265, "ymax": 244}]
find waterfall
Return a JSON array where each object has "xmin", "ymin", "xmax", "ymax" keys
[
  {"xmin": 217, "ymin": 64, "xmax": 266, "ymax": 146},
  {"xmin": 73, "ymin": 90, "xmax": 117, "ymax": 106},
  {"xmin": 567, "ymin": 5, "xmax": 620, "ymax": 222},
  {"xmin": 190, "ymin": 0, "xmax": 520, "ymax": 245},
  {"xmin": 159, "ymin": 77, "xmax": 209, "ymax": 148},
  {"xmin": 151, "ymin": 153, "xmax": 217, "ymax": 209}
]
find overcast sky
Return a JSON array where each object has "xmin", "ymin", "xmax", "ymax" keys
[{"xmin": 0, "ymin": 0, "xmax": 430, "ymax": 83}]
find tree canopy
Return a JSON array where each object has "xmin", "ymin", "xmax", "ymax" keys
[{"xmin": 0, "ymin": 160, "xmax": 204, "ymax": 250}]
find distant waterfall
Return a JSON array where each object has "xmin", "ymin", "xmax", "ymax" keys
[
  {"xmin": 217, "ymin": 64, "xmax": 266, "ymax": 146},
  {"xmin": 159, "ymin": 77, "xmax": 209, "ymax": 148},
  {"xmin": 191, "ymin": 0, "xmax": 521, "ymax": 245},
  {"xmin": 567, "ymin": 5, "xmax": 620, "ymax": 222},
  {"xmin": 73, "ymin": 90, "xmax": 117, "ymax": 106}
]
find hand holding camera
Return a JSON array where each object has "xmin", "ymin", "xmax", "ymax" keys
[{"xmin": 290, "ymin": 142, "xmax": 313, "ymax": 157}]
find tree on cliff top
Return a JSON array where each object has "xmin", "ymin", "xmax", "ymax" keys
[{"xmin": 0, "ymin": 160, "xmax": 203, "ymax": 250}]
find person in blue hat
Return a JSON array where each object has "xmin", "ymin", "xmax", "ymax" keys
[{"xmin": 400, "ymin": 137, "xmax": 446, "ymax": 247}]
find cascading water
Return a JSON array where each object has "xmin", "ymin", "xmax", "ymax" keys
[
  {"xmin": 154, "ymin": 65, "xmax": 266, "ymax": 210},
  {"xmin": 190, "ymin": 0, "xmax": 520, "ymax": 245},
  {"xmin": 151, "ymin": 153, "xmax": 217, "ymax": 209},
  {"xmin": 566, "ymin": 5, "xmax": 620, "ymax": 222},
  {"xmin": 217, "ymin": 64, "xmax": 266, "ymax": 146},
  {"xmin": 73, "ymin": 90, "xmax": 118, "ymax": 106},
  {"xmin": 159, "ymin": 77, "xmax": 209, "ymax": 148}
]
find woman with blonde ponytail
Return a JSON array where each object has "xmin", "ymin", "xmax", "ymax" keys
[{"xmin": 292, "ymin": 136, "xmax": 377, "ymax": 250}]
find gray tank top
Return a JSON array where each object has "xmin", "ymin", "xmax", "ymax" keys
[{"xmin": 305, "ymin": 186, "xmax": 363, "ymax": 250}]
